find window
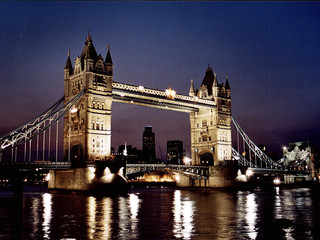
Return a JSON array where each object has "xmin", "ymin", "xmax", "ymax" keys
[
  {"xmin": 198, "ymin": 138, "xmax": 201, "ymax": 142},
  {"xmin": 197, "ymin": 123, "xmax": 199, "ymax": 128},
  {"xmin": 96, "ymin": 123, "xmax": 100, "ymax": 130},
  {"xmin": 209, "ymin": 137, "xmax": 212, "ymax": 141},
  {"xmin": 202, "ymin": 120, "xmax": 207, "ymax": 127},
  {"xmin": 202, "ymin": 136, "xmax": 207, "ymax": 142}
]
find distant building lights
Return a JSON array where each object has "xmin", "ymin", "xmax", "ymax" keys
[{"xmin": 194, "ymin": 96, "xmax": 199, "ymax": 102}]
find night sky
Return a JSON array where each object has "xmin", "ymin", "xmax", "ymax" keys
[{"xmin": 0, "ymin": 2, "xmax": 319, "ymax": 160}]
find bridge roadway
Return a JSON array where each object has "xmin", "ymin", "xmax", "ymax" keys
[
  {"xmin": 0, "ymin": 162, "xmax": 210, "ymax": 179},
  {"xmin": 126, "ymin": 163, "xmax": 210, "ymax": 179},
  {"xmin": 248, "ymin": 167, "xmax": 310, "ymax": 175}
]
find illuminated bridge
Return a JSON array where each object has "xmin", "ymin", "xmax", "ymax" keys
[{"xmin": 0, "ymin": 35, "xmax": 313, "ymax": 189}]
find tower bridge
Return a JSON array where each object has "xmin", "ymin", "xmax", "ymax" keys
[{"xmin": 0, "ymin": 35, "xmax": 314, "ymax": 191}]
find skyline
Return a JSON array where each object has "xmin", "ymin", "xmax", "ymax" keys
[{"xmin": 0, "ymin": 2, "xmax": 320, "ymax": 159}]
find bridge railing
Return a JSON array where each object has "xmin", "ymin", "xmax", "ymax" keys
[
  {"xmin": 112, "ymin": 82, "xmax": 215, "ymax": 107},
  {"xmin": 126, "ymin": 163, "xmax": 209, "ymax": 179}
]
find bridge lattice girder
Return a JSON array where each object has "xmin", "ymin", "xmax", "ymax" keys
[{"xmin": 112, "ymin": 82, "xmax": 216, "ymax": 113}]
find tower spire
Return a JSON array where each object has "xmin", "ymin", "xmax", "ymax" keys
[
  {"xmin": 225, "ymin": 74, "xmax": 231, "ymax": 90},
  {"xmin": 189, "ymin": 78, "xmax": 196, "ymax": 96},
  {"xmin": 64, "ymin": 49, "xmax": 73, "ymax": 76},
  {"xmin": 105, "ymin": 43, "xmax": 113, "ymax": 65}
]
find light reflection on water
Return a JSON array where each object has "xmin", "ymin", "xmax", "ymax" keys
[
  {"xmin": 1, "ymin": 187, "xmax": 320, "ymax": 239},
  {"xmin": 173, "ymin": 190, "xmax": 194, "ymax": 239}
]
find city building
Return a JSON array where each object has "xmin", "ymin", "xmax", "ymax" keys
[
  {"xmin": 142, "ymin": 126, "xmax": 156, "ymax": 163},
  {"xmin": 117, "ymin": 143, "xmax": 143, "ymax": 163},
  {"xmin": 166, "ymin": 140, "xmax": 184, "ymax": 164}
]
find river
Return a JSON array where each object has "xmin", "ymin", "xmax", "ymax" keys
[{"xmin": 0, "ymin": 185, "xmax": 319, "ymax": 239}]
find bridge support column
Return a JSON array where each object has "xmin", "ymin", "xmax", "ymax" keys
[{"xmin": 176, "ymin": 162, "xmax": 238, "ymax": 188}]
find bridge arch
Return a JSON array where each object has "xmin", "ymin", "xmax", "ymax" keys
[
  {"xmin": 200, "ymin": 152, "xmax": 214, "ymax": 166},
  {"xmin": 70, "ymin": 141, "xmax": 85, "ymax": 167}
]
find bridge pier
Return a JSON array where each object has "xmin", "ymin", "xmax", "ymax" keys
[
  {"xmin": 48, "ymin": 161, "xmax": 128, "ymax": 195},
  {"xmin": 176, "ymin": 162, "xmax": 238, "ymax": 188}
]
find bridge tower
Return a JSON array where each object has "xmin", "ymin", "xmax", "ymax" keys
[
  {"xmin": 63, "ymin": 34, "xmax": 113, "ymax": 166},
  {"xmin": 189, "ymin": 66, "xmax": 232, "ymax": 166}
]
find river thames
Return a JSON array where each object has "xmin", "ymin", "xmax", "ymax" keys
[{"xmin": 0, "ymin": 186, "xmax": 319, "ymax": 239}]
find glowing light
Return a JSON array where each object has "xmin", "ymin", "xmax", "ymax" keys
[
  {"xmin": 165, "ymin": 87, "xmax": 176, "ymax": 100},
  {"xmin": 183, "ymin": 156, "xmax": 192, "ymax": 165},
  {"xmin": 118, "ymin": 167, "xmax": 124, "ymax": 176},
  {"xmin": 70, "ymin": 108, "xmax": 78, "ymax": 113},
  {"xmin": 138, "ymin": 85, "xmax": 145, "ymax": 92},
  {"xmin": 104, "ymin": 167, "xmax": 111, "ymax": 175},
  {"xmin": 246, "ymin": 169, "xmax": 253, "ymax": 177},
  {"xmin": 88, "ymin": 167, "xmax": 95, "ymax": 181},
  {"xmin": 175, "ymin": 174, "xmax": 180, "ymax": 181},
  {"xmin": 45, "ymin": 173, "xmax": 50, "ymax": 182},
  {"xmin": 194, "ymin": 96, "xmax": 199, "ymax": 102},
  {"xmin": 273, "ymin": 178, "xmax": 281, "ymax": 185}
]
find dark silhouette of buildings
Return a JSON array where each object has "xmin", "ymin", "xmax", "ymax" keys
[
  {"xmin": 142, "ymin": 126, "xmax": 156, "ymax": 163},
  {"xmin": 167, "ymin": 140, "xmax": 184, "ymax": 164}
]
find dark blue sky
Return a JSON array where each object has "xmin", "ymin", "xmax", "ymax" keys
[{"xmin": 1, "ymin": 2, "xmax": 319, "ymax": 158}]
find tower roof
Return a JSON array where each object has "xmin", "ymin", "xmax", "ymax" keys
[
  {"xmin": 105, "ymin": 44, "xmax": 113, "ymax": 65},
  {"xmin": 64, "ymin": 50, "xmax": 72, "ymax": 69},
  {"xmin": 80, "ymin": 33, "xmax": 98, "ymax": 60},
  {"xmin": 225, "ymin": 75, "xmax": 231, "ymax": 90},
  {"xmin": 201, "ymin": 65, "xmax": 215, "ymax": 96}
]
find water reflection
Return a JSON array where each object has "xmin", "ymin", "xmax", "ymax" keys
[
  {"xmin": 87, "ymin": 196, "xmax": 112, "ymax": 239},
  {"xmin": 42, "ymin": 193, "xmax": 52, "ymax": 239},
  {"xmin": 173, "ymin": 190, "xmax": 194, "ymax": 239},
  {"xmin": 237, "ymin": 192, "xmax": 258, "ymax": 240},
  {"xmin": 3, "ymin": 187, "xmax": 320, "ymax": 239},
  {"xmin": 129, "ymin": 193, "xmax": 140, "ymax": 237}
]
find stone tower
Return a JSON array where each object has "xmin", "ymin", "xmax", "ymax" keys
[
  {"xmin": 189, "ymin": 66, "xmax": 232, "ymax": 166},
  {"xmin": 63, "ymin": 34, "xmax": 113, "ymax": 166}
]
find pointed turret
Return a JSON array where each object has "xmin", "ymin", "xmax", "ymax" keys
[
  {"xmin": 64, "ymin": 50, "xmax": 73, "ymax": 78},
  {"xmin": 189, "ymin": 78, "xmax": 196, "ymax": 96},
  {"xmin": 105, "ymin": 44, "xmax": 113, "ymax": 65},
  {"xmin": 200, "ymin": 64, "xmax": 215, "ymax": 96},
  {"xmin": 225, "ymin": 75, "xmax": 231, "ymax": 99},
  {"xmin": 80, "ymin": 33, "xmax": 98, "ymax": 60},
  {"xmin": 225, "ymin": 75, "xmax": 231, "ymax": 90}
]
